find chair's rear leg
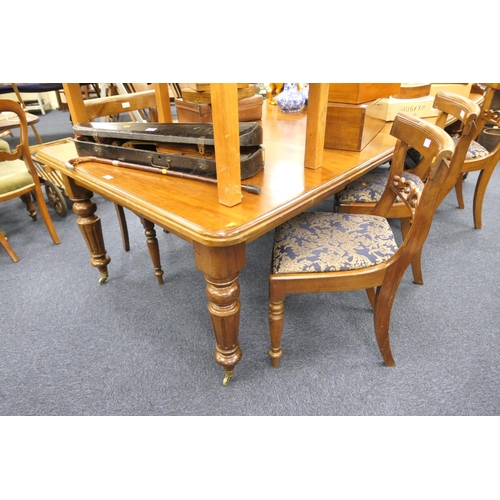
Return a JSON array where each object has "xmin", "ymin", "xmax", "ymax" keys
[
  {"xmin": 20, "ymin": 193, "xmax": 37, "ymax": 221},
  {"xmin": 365, "ymin": 288, "xmax": 376, "ymax": 309},
  {"xmin": 472, "ymin": 166, "xmax": 495, "ymax": 229},
  {"xmin": 114, "ymin": 203, "xmax": 130, "ymax": 252},
  {"xmin": 401, "ymin": 217, "xmax": 423, "ymax": 285},
  {"xmin": 455, "ymin": 176, "xmax": 465, "ymax": 209}
]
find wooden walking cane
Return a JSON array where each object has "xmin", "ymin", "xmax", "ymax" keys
[{"xmin": 66, "ymin": 156, "xmax": 261, "ymax": 195}]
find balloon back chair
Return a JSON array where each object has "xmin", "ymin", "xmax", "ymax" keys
[
  {"xmin": 268, "ymin": 112, "xmax": 455, "ymax": 369},
  {"xmin": 453, "ymin": 83, "xmax": 500, "ymax": 229},
  {"xmin": 0, "ymin": 99, "xmax": 60, "ymax": 262}
]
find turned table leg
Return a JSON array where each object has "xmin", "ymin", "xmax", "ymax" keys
[
  {"xmin": 140, "ymin": 217, "xmax": 164, "ymax": 285},
  {"xmin": 69, "ymin": 179, "xmax": 111, "ymax": 284},
  {"xmin": 193, "ymin": 241, "xmax": 246, "ymax": 386}
]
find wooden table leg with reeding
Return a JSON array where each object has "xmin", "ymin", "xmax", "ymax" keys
[
  {"xmin": 68, "ymin": 178, "xmax": 111, "ymax": 284},
  {"xmin": 193, "ymin": 241, "xmax": 246, "ymax": 386},
  {"xmin": 139, "ymin": 216, "xmax": 164, "ymax": 285}
]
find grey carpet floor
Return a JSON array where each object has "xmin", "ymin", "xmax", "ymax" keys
[{"xmin": 1, "ymin": 109, "xmax": 499, "ymax": 416}]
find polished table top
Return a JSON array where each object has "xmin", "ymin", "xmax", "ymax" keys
[{"xmin": 36, "ymin": 103, "xmax": 400, "ymax": 247}]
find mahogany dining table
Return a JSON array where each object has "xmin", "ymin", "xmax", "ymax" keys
[{"xmin": 34, "ymin": 91, "xmax": 482, "ymax": 385}]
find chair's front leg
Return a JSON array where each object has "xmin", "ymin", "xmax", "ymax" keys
[{"xmin": 269, "ymin": 279, "xmax": 286, "ymax": 368}]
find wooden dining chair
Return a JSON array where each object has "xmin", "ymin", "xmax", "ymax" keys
[
  {"xmin": 5, "ymin": 84, "xmax": 44, "ymax": 144},
  {"xmin": 268, "ymin": 112, "xmax": 455, "ymax": 369},
  {"xmin": 453, "ymin": 83, "xmax": 500, "ymax": 229},
  {"xmin": 0, "ymin": 100, "xmax": 60, "ymax": 262},
  {"xmin": 62, "ymin": 83, "xmax": 173, "ymax": 284},
  {"xmin": 334, "ymin": 90, "xmax": 481, "ymax": 284}
]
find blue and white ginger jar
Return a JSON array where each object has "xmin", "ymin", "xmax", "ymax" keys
[{"xmin": 275, "ymin": 83, "xmax": 306, "ymax": 113}]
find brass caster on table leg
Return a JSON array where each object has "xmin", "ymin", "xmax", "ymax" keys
[
  {"xmin": 222, "ymin": 369, "xmax": 235, "ymax": 386},
  {"xmin": 98, "ymin": 272, "xmax": 108, "ymax": 285}
]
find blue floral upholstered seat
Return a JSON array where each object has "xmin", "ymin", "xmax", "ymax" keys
[
  {"xmin": 272, "ymin": 212, "xmax": 399, "ymax": 274},
  {"xmin": 335, "ymin": 166, "xmax": 424, "ymax": 205},
  {"xmin": 453, "ymin": 137, "xmax": 489, "ymax": 160}
]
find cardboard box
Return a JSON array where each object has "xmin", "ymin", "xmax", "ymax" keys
[
  {"xmin": 370, "ymin": 95, "xmax": 438, "ymax": 122},
  {"xmin": 328, "ymin": 83, "xmax": 401, "ymax": 104},
  {"xmin": 175, "ymin": 94, "xmax": 263, "ymax": 123},
  {"xmin": 429, "ymin": 83, "xmax": 472, "ymax": 98},
  {"xmin": 324, "ymin": 99, "xmax": 386, "ymax": 151}
]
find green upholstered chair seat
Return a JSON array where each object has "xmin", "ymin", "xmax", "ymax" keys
[
  {"xmin": 452, "ymin": 137, "xmax": 489, "ymax": 160},
  {"xmin": 0, "ymin": 139, "xmax": 10, "ymax": 152},
  {"xmin": 0, "ymin": 159, "xmax": 34, "ymax": 195},
  {"xmin": 336, "ymin": 167, "xmax": 424, "ymax": 204},
  {"xmin": 272, "ymin": 212, "xmax": 398, "ymax": 274}
]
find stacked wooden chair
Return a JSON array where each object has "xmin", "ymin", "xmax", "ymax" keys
[
  {"xmin": 453, "ymin": 83, "xmax": 500, "ymax": 229},
  {"xmin": 334, "ymin": 91, "xmax": 481, "ymax": 284},
  {"xmin": 267, "ymin": 112, "xmax": 456, "ymax": 369}
]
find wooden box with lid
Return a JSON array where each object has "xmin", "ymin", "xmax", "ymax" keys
[
  {"xmin": 175, "ymin": 94, "xmax": 263, "ymax": 123},
  {"xmin": 327, "ymin": 83, "xmax": 400, "ymax": 104},
  {"xmin": 324, "ymin": 84, "xmax": 397, "ymax": 151},
  {"xmin": 324, "ymin": 100, "xmax": 385, "ymax": 151}
]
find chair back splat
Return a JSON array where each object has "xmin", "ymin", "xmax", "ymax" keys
[{"xmin": 268, "ymin": 112, "xmax": 455, "ymax": 369}]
